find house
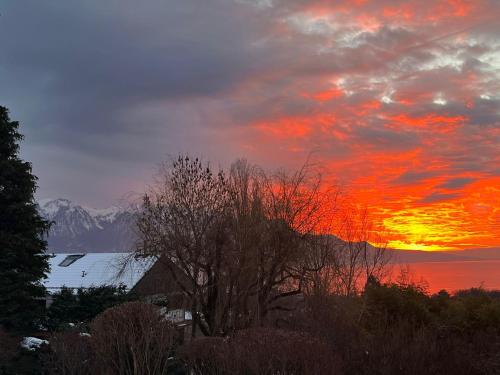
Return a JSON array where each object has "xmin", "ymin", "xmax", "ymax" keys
[
  {"xmin": 44, "ymin": 253, "xmax": 190, "ymax": 311},
  {"xmin": 43, "ymin": 253, "xmax": 194, "ymax": 340}
]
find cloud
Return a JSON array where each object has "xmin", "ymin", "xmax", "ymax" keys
[
  {"xmin": 419, "ymin": 192, "xmax": 461, "ymax": 203},
  {"xmin": 393, "ymin": 171, "xmax": 439, "ymax": 185},
  {"xmin": 0, "ymin": 0, "xmax": 498, "ymax": 249},
  {"xmin": 436, "ymin": 177, "xmax": 476, "ymax": 189}
]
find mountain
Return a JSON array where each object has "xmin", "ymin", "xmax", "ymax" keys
[
  {"xmin": 388, "ymin": 248, "xmax": 479, "ymax": 263},
  {"xmin": 443, "ymin": 247, "xmax": 500, "ymax": 260},
  {"xmin": 388, "ymin": 247, "xmax": 500, "ymax": 264},
  {"xmin": 39, "ymin": 198, "xmax": 500, "ymax": 260},
  {"xmin": 38, "ymin": 198, "xmax": 135, "ymax": 253}
]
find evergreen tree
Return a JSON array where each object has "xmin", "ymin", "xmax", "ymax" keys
[{"xmin": 0, "ymin": 106, "xmax": 50, "ymax": 332}]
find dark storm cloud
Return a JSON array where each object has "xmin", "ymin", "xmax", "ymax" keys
[
  {"xmin": 352, "ymin": 125, "xmax": 421, "ymax": 151},
  {"xmin": 0, "ymin": 1, "xmax": 270, "ymax": 147},
  {"xmin": 419, "ymin": 192, "xmax": 461, "ymax": 203},
  {"xmin": 0, "ymin": 0, "xmax": 281, "ymax": 204},
  {"xmin": 436, "ymin": 177, "xmax": 476, "ymax": 190},
  {"xmin": 1, "ymin": 2, "xmax": 264, "ymax": 99},
  {"xmin": 393, "ymin": 171, "xmax": 439, "ymax": 185}
]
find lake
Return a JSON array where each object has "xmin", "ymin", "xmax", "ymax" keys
[{"xmin": 394, "ymin": 260, "xmax": 500, "ymax": 294}]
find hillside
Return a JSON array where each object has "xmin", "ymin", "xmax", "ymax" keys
[
  {"xmin": 38, "ymin": 198, "xmax": 135, "ymax": 253},
  {"xmin": 38, "ymin": 199, "xmax": 500, "ymax": 261}
]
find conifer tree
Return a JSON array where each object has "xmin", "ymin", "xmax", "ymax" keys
[{"xmin": 0, "ymin": 106, "xmax": 50, "ymax": 331}]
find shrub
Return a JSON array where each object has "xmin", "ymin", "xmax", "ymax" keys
[
  {"xmin": 90, "ymin": 301, "xmax": 179, "ymax": 375},
  {"xmin": 0, "ymin": 327, "xmax": 18, "ymax": 373},
  {"xmin": 0, "ymin": 327, "xmax": 49, "ymax": 375},
  {"xmin": 47, "ymin": 285, "xmax": 133, "ymax": 330},
  {"xmin": 363, "ymin": 280, "xmax": 432, "ymax": 328},
  {"xmin": 43, "ymin": 286, "xmax": 500, "ymax": 375},
  {"xmin": 184, "ymin": 327, "xmax": 337, "ymax": 375},
  {"xmin": 45, "ymin": 331, "xmax": 93, "ymax": 375}
]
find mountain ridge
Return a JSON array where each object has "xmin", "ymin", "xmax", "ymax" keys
[
  {"xmin": 38, "ymin": 199, "xmax": 500, "ymax": 263},
  {"xmin": 38, "ymin": 198, "xmax": 135, "ymax": 253}
]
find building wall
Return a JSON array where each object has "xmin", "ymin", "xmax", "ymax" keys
[{"xmin": 131, "ymin": 259, "xmax": 190, "ymax": 310}]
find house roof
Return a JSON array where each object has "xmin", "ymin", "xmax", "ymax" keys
[{"xmin": 44, "ymin": 253, "xmax": 155, "ymax": 292}]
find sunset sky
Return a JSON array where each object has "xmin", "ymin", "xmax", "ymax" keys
[{"xmin": 0, "ymin": 0, "xmax": 499, "ymax": 251}]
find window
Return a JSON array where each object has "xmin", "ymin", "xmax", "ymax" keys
[{"xmin": 58, "ymin": 254, "xmax": 85, "ymax": 267}]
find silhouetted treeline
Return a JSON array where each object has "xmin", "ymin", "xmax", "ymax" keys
[
  {"xmin": 4, "ymin": 282, "xmax": 500, "ymax": 374},
  {"xmin": 182, "ymin": 281, "xmax": 500, "ymax": 375}
]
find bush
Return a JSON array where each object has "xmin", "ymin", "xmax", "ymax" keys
[
  {"xmin": 43, "ymin": 285, "xmax": 500, "ymax": 375},
  {"xmin": 45, "ymin": 331, "xmax": 93, "ymax": 375},
  {"xmin": 0, "ymin": 327, "xmax": 18, "ymax": 373},
  {"xmin": 363, "ymin": 281, "xmax": 432, "ymax": 328},
  {"xmin": 0, "ymin": 327, "xmax": 49, "ymax": 375},
  {"xmin": 284, "ymin": 284, "xmax": 500, "ymax": 375},
  {"xmin": 90, "ymin": 302, "xmax": 179, "ymax": 375},
  {"xmin": 46, "ymin": 285, "xmax": 133, "ymax": 331},
  {"xmin": 46, "ymin": 302, "xmax": 181, "ymax": 374},
  {"xmin": 447, "ymin": 288, "xmax": 500, "ymax": 332},
  {"xmin": 184, "ymin": 327, "xmax": 337, "ymax": 375}
]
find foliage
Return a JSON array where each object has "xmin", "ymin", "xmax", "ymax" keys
[
  {"xmin": 0, "ymin": 327, "xmax": 49, "ymax": 375},
  {"xmin": 45, "ymin": 331, "xmax": 92, "ymax": 375},
  {"xmin": 0, "ymin": 106, "xmax": 50, "ymax": 332},
  {"xmin": 47, "ymin": 302, "xmax": 181, "ymax": 375},
  {"xmin": 363, "ymin": 277, "xmax": 432, "ymax": 327},
  {"xmin": 0, "ymin": 327, "xmax": 18, "ymax": 373},
  {"xmin": 180, "ymin": 283, "xmax": 500, "ymax": 374},
  {"xmin": 31, "ymin": 283, "xmax": 500, "ymax": 374},
  {"xmin": 92, "ymin": 302, "xmax": 181, "ymax": 374},
  {"xmin": 46, "ymin": 285, "xmax": 133, "ymax": 331},
  {"xmin": 279, "ymin": 282, "xmax": 500, "ymax": 375},
  {"xmin": 437, "ymin": 287, "xmax": 500, "ymax": 333},
  {"xmin": 184, "ymin": 327, "xmax": 336, "ymax": 375}
]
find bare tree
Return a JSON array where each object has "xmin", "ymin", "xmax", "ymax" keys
[
  {"xmin": 299, "ymin": 203, "xmax": 391, "ymax": 297},
  {"xmin": 224, "ymin": 160, "xmax": 341, "ymax": 326},
  {"xmin": 135, "ymin": 156, "xmax": 339, "ymax": 335},
  {"xmin": 330, "ymin": 206, "xmax": 391, "ymax": 296},
  {"xmin": 136, "ymin": 156, "xmax": 231, "ymax": 336}
]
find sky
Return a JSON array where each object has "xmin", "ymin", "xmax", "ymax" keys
[{"xmin": 0, "ymin": 0, "xmax": 499, "ymax": 251}]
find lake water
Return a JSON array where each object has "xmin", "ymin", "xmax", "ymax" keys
[{"xmin": 395, "ymin": 260, "xmax": 500, "ymax": 294}]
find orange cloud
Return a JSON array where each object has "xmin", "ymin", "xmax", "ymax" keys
[
  {"xmin": 385, "ymin": 113, "xmax": 466, "ymax": 133},
  {"xmin": 228, "ymin": 0, "xmax": 500, "ymax": 252},
  {"xmin": 307, "ymin": 88, "xmax": 344, "ymax": 102}
]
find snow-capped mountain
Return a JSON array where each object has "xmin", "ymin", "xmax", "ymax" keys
[{"xmin": 38, "ymin": 198, "xmax": 136, "ymax": 253}]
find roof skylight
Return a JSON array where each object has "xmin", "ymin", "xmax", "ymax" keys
[{"xmin": 58, "ymin": 254, "xmax": 85, "ymax": 267}]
